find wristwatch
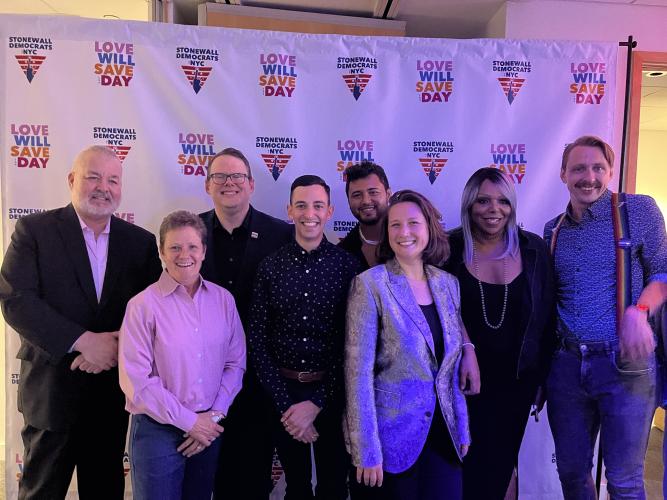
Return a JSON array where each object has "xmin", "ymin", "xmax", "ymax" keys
[{"xmin": 210, "ymin": 412, "xmax": 225, "ymax": 423}]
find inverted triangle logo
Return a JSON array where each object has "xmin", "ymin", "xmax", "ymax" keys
[
  {"xmin": 15, "ymin": 55, "xmax": 47, "ymax": 83},
  {"xmin": 497, "ymin": 77, "xmax": 525, "ymax": 105},
  {"xmin": 108, "ymin": 145, "xmax": 132, "ymax": 163},
  {"xmin": 261, "ymin": 154, "xmax": 291, "ymax": 180},
  {"xmin": 342, "ymin": 74, "xmax": 372, "ymax": 101},
  {"xmin": 419, "ymin": 158, "xmax": 447, "ymax": 185},
  {"xmin": 182, "ymin": 65, "xmax": 212, "ymax": 94}
]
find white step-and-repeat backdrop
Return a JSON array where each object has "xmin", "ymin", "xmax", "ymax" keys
[{"xmin": 1, "ymin": 13, "xmax": 616, "ymax": 499}]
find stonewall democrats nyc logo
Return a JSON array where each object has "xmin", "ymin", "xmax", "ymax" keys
[
  {"xmin": 256, "ymin": 136, "xmax": 297, "ymax": 180},
  {"xmin": 570, "ymin": 62, "xmax": 606, "ymax": 104},
  {"xmin": 336, "ymin": 139, "xmax": 376, "ymax": 181},
  {"xmin": 489, "ymin": 143, "xmax": 528, "ymax": 184},
  {"xmin": 177, "ymin": 47, "xmax": 219, "ymax": 94},
  {"xmin": 9, "ymin": 36, "xmax": 52, "ymax": 83},
  {"xmin": 9, "ymin": 123, "xmax": 50, "ymax": 169},
  {"xmin": 177, "ymin": 132, "xmax": 216, "ymax": 177},
  {"xmin": 416, "ymin": 60, "xmax": 453, "ymax": 103},
  {"xmin": 492, "ymin": 60, "xmax": 531, "ymax": 105},
  {"xmin": 337, "ymin": 56, "xmax": 377, "ymax": 100},
  {"xmin": 94, "ymin": 41, "xmax": 135, "ymax": 87},
  {"xmin": 259, "ymin": 53, "xmax": 297, "ymax": 97},
  {"xmin": 413, "ymin": 140, "xmax": 453, "ymax": 184},
  {"xmin": 93, "ymin": 126, "xmax": 137, "ymax": 163}
]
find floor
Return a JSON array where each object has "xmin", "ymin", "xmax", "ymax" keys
[
  {"xmin": 645, "ymin": 426, "xmax": 664, "ymax": 500},
  {"xmin": 0, "ymin": 430, "xmax": 663, "ymax": 499}
]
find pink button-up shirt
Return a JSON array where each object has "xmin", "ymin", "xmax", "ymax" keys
[
  {"xmin": 119, "ymin": 271, "xmax": 246, "ymax": 432},
  {"xmin": 77, "ymin": 214, "xmax": 110, "ymax": 301}
]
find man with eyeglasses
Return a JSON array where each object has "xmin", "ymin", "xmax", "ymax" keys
[{"xmin": 199, "ymin": 147, "xmax": 293, "ymax": 500}]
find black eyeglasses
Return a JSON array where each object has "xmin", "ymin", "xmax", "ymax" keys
[{"xmin": 208, "ymin": 173, "xmax": 249, "ymax": 185}]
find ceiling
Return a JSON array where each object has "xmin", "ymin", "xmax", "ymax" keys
[
  {"xmin": 5, "ymin": 0, "xmax": 667, "ymax": 36},
  {"xmin": 2, "ymin": 0, "xmax": 667, "ymax": 129}
]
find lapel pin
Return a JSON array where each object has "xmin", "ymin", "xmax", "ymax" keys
[{"xmin": 251, "ymin": 232, "xmax": 259, "ymax": 239}]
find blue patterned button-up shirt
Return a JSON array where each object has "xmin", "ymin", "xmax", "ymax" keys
[{"xmin": 544, "ymin": 190, "xmax": 667, "ymax": 342}]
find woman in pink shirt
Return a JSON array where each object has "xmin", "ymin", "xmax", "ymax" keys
[{"xmin": 119, "ymin": 210, "xmax": 246, "ymax": 500}]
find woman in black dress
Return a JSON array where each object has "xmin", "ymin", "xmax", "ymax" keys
[{"xmin": 443, "ymin": 168, "xmax": 555, "ymax": 500}]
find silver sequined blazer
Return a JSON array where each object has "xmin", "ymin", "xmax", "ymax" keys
[{"xmin": 344, "ymin": 259, "xmax": 470, "ymax": 473}]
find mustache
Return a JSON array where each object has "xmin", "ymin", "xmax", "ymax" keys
[
  {"xmin": 575, "ymin": 181, "xmax": 602, "ymax": 189},
  {"xmin": 90, "ymin": 190, "xmax": 111, "ymax": 200}
]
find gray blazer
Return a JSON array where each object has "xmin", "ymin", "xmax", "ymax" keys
[{"xmin": 344, "ymin": 259, "xmax": 470, "ymax": 473}]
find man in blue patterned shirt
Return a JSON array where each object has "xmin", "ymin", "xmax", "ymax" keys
[{"xmin": 544, "ymin": 135, "xmax": 667, "ymax": 499}]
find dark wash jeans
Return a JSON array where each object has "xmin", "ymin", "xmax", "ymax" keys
[
  {"xmin": 547, "ymin": 340, "xmax": 657, "ymax": 500},
  {"xmin": 129, "ymin": 413, "xmax": 222, "ymax": 500}
]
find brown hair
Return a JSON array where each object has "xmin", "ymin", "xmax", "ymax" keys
[
  {"xmin": 377, "ymin": 190, "xmax": 450, "ymax": 266},
  {"xmin": 207, "ymin": 147, "xmax": 253, "ymax": 179},
  {"xmin": 561, "ymin": 135, "xmax": 614, "ymax": 172},
  {"xmin": 159, "ymin": 210, "xmax": 207, "ymax": 251}
]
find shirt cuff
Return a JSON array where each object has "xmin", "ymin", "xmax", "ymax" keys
[
  {"xmin": 174, "ymin": 408, "xmax": 198, "ymax": 434},
  {"xmin": 648, "ymin": 273, "xmax": 667, "ymax": 284}
]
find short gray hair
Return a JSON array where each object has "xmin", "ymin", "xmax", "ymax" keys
[
  {"xmin": 71, "ymin": 145, "xmax": 119, "ymax": 173},
  {"xmin": 158, "ymin": 210, "xmax": 207, "ymax": 250}
]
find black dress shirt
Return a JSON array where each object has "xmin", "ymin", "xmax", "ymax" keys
[
  {"xmin": 200, "ymin": 205, "xmax": 293, "ymax": 325},
  {"xmin": 249, "ymin": 238, "xmax": 362, "ymax": 414},
  {"xmin": 337, "ymin": 224, "xmax": 370, "ymax": 271},
  {"xmin": 211, "ymin": 209, "xmax": 250, "ymax": 294}
]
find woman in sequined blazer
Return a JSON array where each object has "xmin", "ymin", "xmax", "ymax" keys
[{"xmin": 345, "ymin": 190, "xmax": 470, "ymax": 500}]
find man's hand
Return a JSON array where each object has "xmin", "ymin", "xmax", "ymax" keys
[
  {"xmin": 72, "ymin": 331, "xmax": 119, "ymax": 370},
  {"xmin": 294, "ymin": 424, "xmax": 319, "ymax": 444},
  {"xmin": 619, "ymin": 305, "xmax": 656, "ymax": 362},
  {"xmin": 459, "ymin": 345, "xmax": 481, "ymax": 395},
  {"xmin": 187, "ymin": 412, "xmax": 224, "ymax": 449},
  {"xmin": 281, "ymin": 401, "xmax": 321, "ymax": 442},
  {"xmin": 356, "ymin": 464, "xmax": 383, "ymax": 487},
  {"xmin": 70, "ymin": 354, "xmax": 104, "ymax": 374}
]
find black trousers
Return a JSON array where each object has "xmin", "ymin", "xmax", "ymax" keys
[
  {"xmin": 349, "ymin": 408, "xmax": 462, "ymax": 500},
  {"xmin": 213, "ymin": 371, "xmax": 276, "ymax": 500},
  {"xmin": 19, "ymin": 405, "xmax": 128, "ymax": 500},
  {"xmin": 273, "ymin": 379, "xmax": 349, "ymax": 500}
]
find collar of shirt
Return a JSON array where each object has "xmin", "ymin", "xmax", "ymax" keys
[
  {"xmin": 76, "ymin": 213, "xmax": 111, "ymax": 236},
  {"xmin": 564, "ymin": 188, "xmax": 612, "ymax": 225},
  {"xmin": 288, "ymin": 236, "xmax": 333, "ymax": 259},
  {"xmin": 157, "ymin": 269, "xmax": 207, "ymax": 297},
  {"xmin": 213, "ymin": 205, "xmax": 253, "ymax": 235}
]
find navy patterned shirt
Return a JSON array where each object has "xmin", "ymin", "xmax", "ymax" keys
[
  {"xmin": 248, "ymin": 238, "xmax": 362, "ymax": 414},
  {"xmin": 544, "ymin": 190, "xmax": 667, "ymax": 342}
]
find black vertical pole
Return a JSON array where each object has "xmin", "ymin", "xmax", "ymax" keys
[
  {"xmin": 618, "ymin": 36, "xmax": 637, "ymax": 193},
  {"xmin": 594, "ymin": 37, "xmax": 637, "ymax": 497}
]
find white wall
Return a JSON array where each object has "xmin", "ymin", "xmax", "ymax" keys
[
  {"xmin": 500, "ymin": 0, "xmax": 667, "ymax": 187},
  {"xmin": 637, "ymin": 130, "xmax": 667, "ymax": 218},
  {"xmin": 504, "ymin": 0, "xmax": 667, "ymax": 52}
]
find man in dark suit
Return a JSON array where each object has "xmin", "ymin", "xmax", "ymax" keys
[
  {"xmin": 199, "ymin": 147, "xmax": 293, "ymax": 499},
  {"xmin": 0, "ymin": 145, "xmax": 162, "ymax": 500}
]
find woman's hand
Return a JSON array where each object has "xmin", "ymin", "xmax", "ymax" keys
[
  {"xmin": 460, "ymin": 444, "xmax": 469, "ymax": 457},
  {"xmin": 356, "ymin": 465, "xmax": 383, "ymax": 487},
  {"xmin": 188, "ymin": 412, "xmax": 224, "ymax": 446},
  {"xmin": 459, "ymin": 344, "xmax": 481, "ymax": 395},
  {"xmin": 177, "ymin": 435, "xmax": 207, "ymax": 457}
]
